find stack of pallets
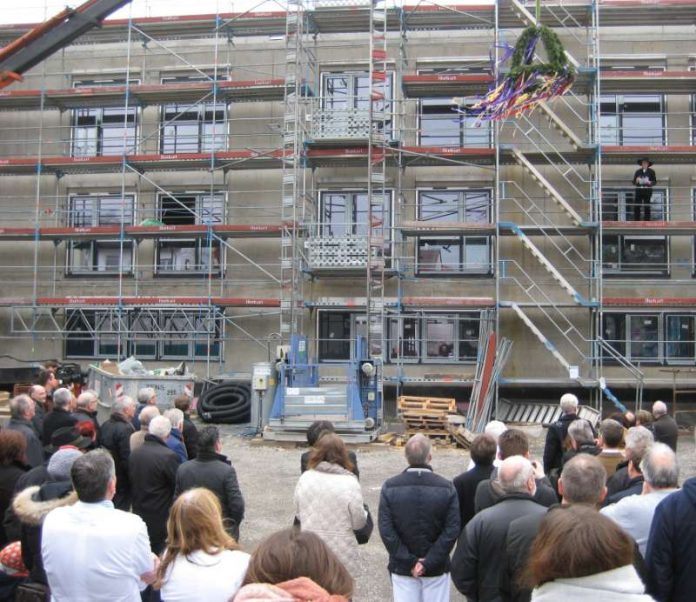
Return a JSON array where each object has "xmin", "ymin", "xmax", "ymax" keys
[{"xmin": 397, "ymin": 395, "xmax": 456, "ymax": 441}]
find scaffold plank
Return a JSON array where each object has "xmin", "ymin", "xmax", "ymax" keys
[
  {"xmin": 0, "ymin": 296, "xmax": 280, "ymax": 308},
  {"xmin": 603, "ymin": 297, "xmax": 696, "ymax": 307}
]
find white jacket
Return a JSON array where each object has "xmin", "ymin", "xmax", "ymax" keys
[
  {"xmin": 531, "ymin": 565, "xmax": 655, "ymax": 602},
  {"xmin": 294, "ymin": 461, "xmax": 367, "ymax": 577}
]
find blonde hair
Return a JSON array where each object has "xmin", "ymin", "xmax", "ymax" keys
[{"xmin": 155, "ymin": 488, "xmax": 238, "ymax": 588}]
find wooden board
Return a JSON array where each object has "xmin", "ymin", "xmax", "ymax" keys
[{"xmin": 397, "ymin": 395, "xmax": 456, "ymax": 413}]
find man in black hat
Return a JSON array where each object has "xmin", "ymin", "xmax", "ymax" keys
[{"xmin": 632, "ymin": 157, "xmax": 656, "ymax": 221}]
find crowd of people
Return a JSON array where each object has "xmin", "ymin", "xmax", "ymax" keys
[{"xmin": 0, "ymin": 374, "xmax": 693, "ymax": 602}]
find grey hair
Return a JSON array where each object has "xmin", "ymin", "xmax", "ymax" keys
[
  {"xmin": 163, "ymin": 408, "xmax": 184, "ymax": 430},
  {"xmin": 138, "ymin": 405, "xmax": 160, "ymax": 430},
  {"xmin": 149, "ymin": 415, "xmax": 172, "ymax": 440},
  {"xmin": 567, "ymin": 419, "xmax": 595, "ymax": 447},
  {"xmin": 497, "ymin": 455, "xmax": 534, "ymax": 494},
  {"xmin": 28, "ymin": 384, "xmax": 45, "ymax": 399},
  {"xmin": 52, "ymin": 387, "xmax": 73, "ymax": 409},
  {"xmin": 10, "ymin": 394, "xmax": 34, "ymax": 420},
  {"xmin": 112, "ymin": 396, "xmax": 135, "ymax": 416},
  {"xmin": 653, "ymin": 400, "xmax": 668, "ymax": 417},
  {"xmin": 560, "ymin": 393, "xmax": 579, "ymax": 414},
  {"xmin": 641, "ymin": 442, "xmax": 679, "ymax": 489},
  {"xmin": 560, "ymin": 454, "xmax": 607, "ymax": 505},
  {"xmin": 76, "ymin": 389, "xmax": 97, "ymax": 410},
  {"xmin": 71, "ymin": 450, "xmax": 115, "ymax": 503},
  {"xmin": 483, "ymin": 420, "xmax": 507, "ymax": 443},
  {"xmin": 625, "ymin": 426, "xmax": 654, "ymax": 466},
  {"xmin": 137, "ymin": 387, "xmax": 156, "ymax": 404},
  {"xmin": 405, "ymin": 434, "xmax": 432, "ymax": 466}
]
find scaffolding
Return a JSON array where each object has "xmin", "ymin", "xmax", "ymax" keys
[{"xmin": 0, "ymin": 1, "xmax": 695, "ymax": 410}]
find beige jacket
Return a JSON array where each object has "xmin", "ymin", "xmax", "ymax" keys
[{"xmin": 294, "ymin": 461, "xmax": 367, "ymax": 576}]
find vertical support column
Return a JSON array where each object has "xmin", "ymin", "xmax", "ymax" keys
[
  {"xmin": 366, "ymin": 0, "xmax": 388, "ymax": 360},
  {"xmin": 280, "ymin": 0, "xmax": 306, "ymax": 343}
]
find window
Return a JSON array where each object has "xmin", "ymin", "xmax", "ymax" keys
[
  {"xmin": 602, "ymin": 312, "xmax": 696, "ymax": 365},
  {"xmin": 65, "ymin": 309, "xmax": 221, "ymax": 360},
  {"xmin": 66, "ymin": 194, "xmax": 135, "ymax": 275},
  {"xmin": 320, "ymin": 71, "xmax": 393, "ymax": 138},
  {"xmin": 320, "ymin": 190, "xmax": 391, "ymax": 239},
  {"xmin": 72, "ymin": 80, "xmax": 138, "ymax": 157},
  {"xmin": 602, "ymin": 189, "xmax": 668, "ymax": 276},
  {"xmin": 318, "ymin": 310, "xmax": 481, "ymax": 363},
  {"xmin": 419, "ymin": 98, "xmax": 491, "ymax": 147},
  {"xmin": 156, "ymin": 193, "xmax": 224, "ymax": 276},
  {"xmin": 600, "ymin": 95, "xmax": 664, "ymax": 145},
  {"xmin": 160, "ymin": 76, "xmax": 226, "ymax": 153},
  {"xmin": 417, "ymin": 189, "xmax": 492, "ymax": 275}
]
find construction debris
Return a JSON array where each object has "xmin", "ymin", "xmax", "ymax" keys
[{"xmin": 398, "ymin": 395, "xmax": 456, "ymax": 443}]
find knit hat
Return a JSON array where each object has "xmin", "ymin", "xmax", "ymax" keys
[{"xmin": 47, "ymin": 448, "xmax": 82, "ymax": 481}]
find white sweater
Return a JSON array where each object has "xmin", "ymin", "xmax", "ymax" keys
[
  {"xmin": 160, "ymin": 549, "xmax": 250, "ymax": 602},
  {"xmin": 531, "ymin": 565, "xmax": 655, "ymax": 602}
]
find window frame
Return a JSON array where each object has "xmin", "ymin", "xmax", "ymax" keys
[{"xmin": 599, "ymin": 93, "xmax": 666, "ymax": 146}]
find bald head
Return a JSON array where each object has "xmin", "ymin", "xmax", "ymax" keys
[
  {"xmin": 641, "ymin": 442, "xmax": 679, "ymax": 490},
  {"xmin": 405, "ymin": 434, "xmax": 432, "ymax": 466},
  {"xmin": 653, "ymin": 400, "xmax": 668, "ymax": 418},
  {"xmin": 559, "ymin": 454, "xmax": 607, "ymax": 505},
  {"xmin": 497, "ymin": 455, "xmax": 535, "ymax": 495}
]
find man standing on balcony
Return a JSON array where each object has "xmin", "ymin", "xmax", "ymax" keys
[{"xmin": 632, "ymin": 157, "xmax": 656, "ymax": 221}]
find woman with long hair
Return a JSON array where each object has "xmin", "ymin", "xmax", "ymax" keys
[
  {"xmin": 525, "ymin": 505, "xmax": 654, "ymax": 601},
  {"xmin": 293, "ymin": 433, "xmax": 367, "ymax": 577},
  {"xmin": 155, "ymin": 487, "xmax": 249, "ymax": 601},
  {"xmin": 234, "ymin": 528, "xmax": 352, "ymax": 601},
  {"xmin": 0, "ymin": 430, "xmax": 29, "ymax": 547}
]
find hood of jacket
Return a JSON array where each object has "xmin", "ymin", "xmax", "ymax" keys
[
  {"xmin": 312, "ymin": 461, "xmax": 355, "ymax": 478},
  {"xmin": 682, "ymin": 475, "xmax": 696, "ymax": 508},
  {"xmin": 13, "ymin": 483, "xmax": 78, "ymax": 526},
  {"xmin": 531, "ymin": 565, "xmax": 652, "ymax": 601},
  {"xmin": 233, "ymin": 577, "xmax": 348, "ymax": 602}
]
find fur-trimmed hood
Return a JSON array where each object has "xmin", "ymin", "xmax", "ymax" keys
[{"xmin": 12, "ymin": 484, "xmax": 78, "ymax": 526}]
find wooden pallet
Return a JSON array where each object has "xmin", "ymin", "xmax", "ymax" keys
[{"xmin": 397, "ymin": 395, "xmax": 456, "ymax": 413}]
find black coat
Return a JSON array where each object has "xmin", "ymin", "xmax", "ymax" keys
[
  {"xmin": 475, "ymin": 472, "xmax": 558, "ymax": 513},
  {"xmin": 646, "ymin": 477, "xmax": 696, "ymax": 602},
  {"xmin": 301, "ymin": 449, "xmax": 359, "ymax": 478},
  {"xmin": 633, "ymin": 167, "xmax": 657, "ymax": 187},
  {"xmin": 652, "ymin": 414, "xmax": 678, "ymax": 451},
  {"xmin": 99, "ymin": 413, "xmax": 135, "ymax": 510},
  {"xmin": 7, "ymin": 419, "xmax": 44, "ymax": 468},
  {"xmin": 175, "ymin": 450, "xmax": 244, "ymax": 540},
  {"xmin": 0, "ymin": 462, "xmax": 29, "ymax": 546},
  {"xmin": 378, "ymin": 466, "xmax": 460, "ymax": 577},
  {"xmin": 181, "ymin": 416, "xmax": 199, "ymax": 460},
  {"xmin": 543, "ymin": 412, "xmax": 577, "ymax": 473},
  {"xmin": 451, "ymin": 494, "xmax": 547, "ymax": 602},
  {"xmin": 12, "ymin": 480, "xmax": 76, "ymax": 585},
  {"xmin": 562, "ymin": 443, "xmax": 601, "ymax": 466},
  {"xmin": 604, "ymin": 475, "xmax": 644, "ymax": 506},
  {"xmin": 606, "ymin": 462, "xmax": 630, "ymax": 497},
  {"xmin": 71, "ymin": 409, "xmax": 100, "ymax": 439},
  {"xmin": 41, "ymin": 408, "xmax": 77, "ymax": 447},
  {"xmin": 31, "ymin": 401, "xmax": 47, "ymax": 437},
  {"xmin": 453, "ymin": 463, "xmax": 495, "ymax": 531},
  {"xmin": 129, "ymin": 434, "xmax": 179, "ymax": 553}
]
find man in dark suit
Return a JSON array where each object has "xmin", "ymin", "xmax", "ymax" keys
[
  {"xmin": 632, "ymin": 157, "xmax": 657, "ymax": 221},
  {"xmin": 300, "ymin": 420, "xmax": 359, "ymax": 478},
  {"xmin": 452, "ymin": 434, "xmax": 496, "ymax": 532},
  {"xmin": 652, "ymin": 400, "xmax": 678, "ymax": 451}
]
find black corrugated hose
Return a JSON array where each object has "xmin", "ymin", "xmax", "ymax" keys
[{"xmin": 198, "ymin": 381, "xmax": 251, "ymax": 424}]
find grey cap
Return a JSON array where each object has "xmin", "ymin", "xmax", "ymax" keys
[{"xmin": 47, "ymin": 448, "xmax": 83, "ymax": 481}]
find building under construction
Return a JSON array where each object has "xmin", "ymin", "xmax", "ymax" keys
[{"xmin": 0, "ymin": 0, "xmax": 695, "ymax": 416}]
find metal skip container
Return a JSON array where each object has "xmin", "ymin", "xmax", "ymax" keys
[{"xmin": 88, "ymin": 366, "xmax": 195, "ymax": 424}]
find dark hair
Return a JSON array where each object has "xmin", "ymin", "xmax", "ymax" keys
[
  {"xmin": 71, "ymin": 449, "xmax": 114, "ymax": 503},
  {"xmin": 308, "ymin": 433, "xmax": 354, "ymax": 472},
  {"xmin": 0, "ymin": 430, "xmax": 27, "ymax": 466},
  {"xmin": 524, "ymin": 505, "xmax": 634, "ymax": 588},
  {"xmin": 173, "ymin": 394, "xmax": 191, "ymax": 413},
  {"xmin": 35, "ymin": 369, "xmax": 53, "ymax": 388},
  {"xmin": 600, "ymin": 418, "xmax": 624, "ymax": 448},
  {"xmin": 636, "ymin": 409, "xmax": 653, "ymax": 426},
  {"xmin": 470, "ymin": 433, "xmax": 497, "ymax": 466},
  {"xmin": 608, "ymin": 412, "xmax": 629, "ymax": 429},
  {"xmin": 197, "ymin": 426, "xmax": 220, "ymax": 453},
  {"xmin": 498, "ymin": 429, "xmax": 529, "ymax": 459},
  {"xmin": 306, "ymin": 420, "xmax": 335, "ymax": 447},
  {"xmin": 244, "ymin": 528, "xmax": 353, "ymax": 597}
]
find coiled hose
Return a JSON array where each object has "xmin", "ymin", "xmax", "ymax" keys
[{"xmin": 198, "ymin": 381, "xmax": 251, "ymax": 424}]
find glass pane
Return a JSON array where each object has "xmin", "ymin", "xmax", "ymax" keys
[
  {"xmin": 418, "ymin": 239, "xmax": 462, "ymax": 273},
  {"xmin": 161, "ymin": 196, "xmax": 196, "ymax": 225},
  {"xmin": 463, "ymin": 237, "xmax": 490, "ymax": 272},
  {"xmin": 464, "ymin": 191, "xmax": 490, "ymax": 222},
  {"xmin": 666, "ymin": 315, "xmax": 695, "ymax": 360},
  {"xmin": 419, "ymin": 191, "xmax": 460, "ymax": 222},
  {"xmin": 602, "ymin": 314, "xmax": 625, "ymax": 357},
  {"xmin": 322, "ymin": 193, "xmax": 348, "ymax": 236},
  {"xmin": 67, "ymin": 241, "xmax": 95, "ymax": 273},
  {"xmin": 198, "ymin": 195, "xmax": 224, "ymax": 225},
  {"xmin": 323, "ymin": 76, "xmax": 349, "ymax": 110},
  {"xmin": 162, "ymin": 315, "xmax": 191, "ymax": 358},
  {"xmin": 599, "ymin": 115, "xmax": 619, "ymax": 145},
  {"xmin": 95, "ymin": 243, "xmax": 132, "ymax": 272},
  {"xmin": 157, "ymin": 241, "xmax": 197, "ymax": 272},
  {"xmin": 70, "ymin": 197, "xmax": 94, "ymax": 227},
  {"xmin": 73, "ymin": 127, "xmax": 98, "ymax": 157},
  {"xmin": 65, "ymin": 311, "xmax": 95, "ymax": 358},
  {"xmin": 99, "ymin": 197, "xmax": 133, "ymax": 226},
  {"xmin": 623, "ymin": 114, "xmax": 663, "ymax": 145},
  {"xmin": 425, "ymin": 317, "xmax": 455, "ymax": 359},
  {"xmin": 602, "ymin": 192, "xmax": 620, "ymax": 221},
  {"xmin": 201, "ymin": 122, "xmax": 226, "ymax": 152},
  {"xmin": 621, "ymin": 237, "xmax": 667, "ymax": 271},
  {"xmin": 459, "ymin": 317, "xmax": 479, "ymax": 361},
  {"xmin": 318, "ymin": 312, "xmax": 351, "ymax": 360},
  {"xmin": 389, "ymin": 317, "xmax": 419, "ymax": 360},
  {"xmin": 630, "ymin": 315, "xmax": 659, "ymax": 360}
]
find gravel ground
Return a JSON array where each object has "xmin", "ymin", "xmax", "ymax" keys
[{"xmin": 217, "ymin": 424, "xmax": 696, "ymax": 602}]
